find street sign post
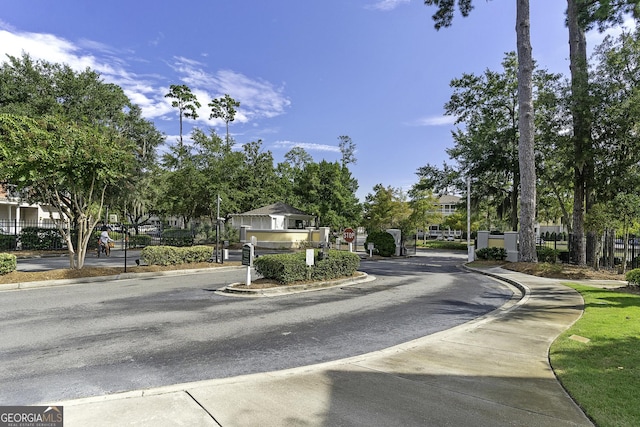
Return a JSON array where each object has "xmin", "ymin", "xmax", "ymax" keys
[
  {"xmin": 242, "ymin": 243, "xmax": 253, "ymax": 286},
  {"xmin": 343, "ymin": 228, "xmax": 355, "ymax": 253},
  {"xmin": 343, "ymin": 228, "xmax": 355, "ymax": 243}
]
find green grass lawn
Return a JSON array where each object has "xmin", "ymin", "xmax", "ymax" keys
[{"xmin": 550, "ymin": 284, "xmax": 640, "ymax": 427}]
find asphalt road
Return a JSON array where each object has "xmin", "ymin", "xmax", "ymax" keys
[{"xmin": 1, "ymin": 250, "xmax": 513, "ymax": 405}]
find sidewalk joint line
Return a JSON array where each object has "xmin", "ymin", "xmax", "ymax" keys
[{"xmin": 184, "ymin": 390, "xmax": 222, "ymax": 426}]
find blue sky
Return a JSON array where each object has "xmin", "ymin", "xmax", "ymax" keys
[{"xmin": 0, "ymin": 1, "xmax": 624, "ymax": 200}]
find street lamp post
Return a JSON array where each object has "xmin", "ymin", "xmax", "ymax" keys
[
  {"xmin": 216, "ymin": 194, "xmax": 221, "ymax": 263},
  {"xmin": 467, "ymin": 176, "xmax": 474, "ymax": 262}
]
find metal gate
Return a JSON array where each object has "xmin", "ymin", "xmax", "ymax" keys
[{"xmin": 403, "ymin": 234, "xmax": 417, "ymax": 256}]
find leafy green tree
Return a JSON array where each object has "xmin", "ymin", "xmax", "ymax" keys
[
  {"xmin": 165, "ymin": 84, "xmax": 200, "ymax": 159},
  {"xmin": 590, "ymin": 29, "xmax": 640, "ymax": 199},
  {"xmin": 445, "ymin": 53, "xmax": 520, "ymax": 231},
  {"xmin": 0, "ymin": 115, "xmax": 135, "ymax": 268},
  {"xmin": 209, "ymin": 94, "xmax": 240, "ymax": 144},
  {"xmin": 534, "ymin": 71, "xmax": 573, "ymax": 231},
  {"xmin": 585, "ymin": 202, "xmax": 614, "ymax": 270},
  {"xmin": 566, "ymin": 0, "xmax": 640, "ymax": 265},
  {"xmin": 111, "ymin": 105, "xmax": 165, "ymax": 231},
  {"xmin": 338, "ymin": 135, "xmax": 357, "ymax": 167},
  {"xmin": 191, "ymin": 127, "xmax": 244, "ymax": 222},
  {"xmin": 285, "ymin": 146, "xmax": 313, "ymax": 170},
  {"xmin": 414, "ymin": 163, "xmax": 459, "ymax": 194},
  {"xmin": 612, "ymin": 193, "xmax": 640, "ymax": 273},
  {"xmin": 408, "ymin": 187, "xmax": 442, "ymax": 242},
  {"xmin": 275, "ymin": 147, "xmax": 312, "ymax": 207},
  {"xmin": 424, "ymin": 0, "xmax": 538, "ymax": 262},
  {"xmin": 363, "ymin": 184, "xmax": 411, "ymax": 233},
  {"xmin": 236, "ymin": 140, "xmax": 280, "ymax": 212},
  {"xmin": 0, "ymin": 54, "xmax": 155, "ymax": 267},
  {"xmin": 294, "ymin": 160, "xmax": 362, "ymax": 230}
]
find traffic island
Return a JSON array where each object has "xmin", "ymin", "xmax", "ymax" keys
[{"xmin": 216, "ymin": 272, "xmax": 373, "ymax": 297}]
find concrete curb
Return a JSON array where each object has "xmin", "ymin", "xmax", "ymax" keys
[{"xmin": 216, "ymin": 273, "xmax": 375, "ymax": 297}]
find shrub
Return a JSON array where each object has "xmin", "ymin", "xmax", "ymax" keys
[
  {"xmin": 20, "ymin": 227, "xmax": 64, "ymax": 250},
  {"xmin": 556, "ymin": 251, "xmax": 569, "ymax": 263},
  {"xmin": 254, "ymin": 252, "xmax": 308, "ymax": 284},
  {"xmin": 254, "ymin": 249, "xmax": 360, "ymax": 285},
  {"xmin": 0, "ymin": 253, "xmax": 17, "ymax": 275},
  {"xmin": 365, "ymin": 231, "xmax": 396, "ymax": 257},
  {"xmin": 537, "ymin": 246, "xmax": 559, "ymax": 263},
  {"xmin": 140, "ymin": 245, "xmax": 211, "ymax": 266},
  {"xmin": 0, "ymin": 234, "xmax": 17, "ymax": 251},
  {"xmin": 476, "ymin": 247, "xmax": 507, "ymax": 261},
  {"xmin": 625, "ymin": 268, "xmax": 640, "ymax": 285},
  {"xmin": 129, "ymin": 234, "xmax": 152, "ymax": 248}
]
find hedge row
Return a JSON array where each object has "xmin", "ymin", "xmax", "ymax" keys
[
  {"xmin": 140, "ymin": 245, "xmax": 211, "ymax": 266},
  {"xmin": 254, "ymin": 249, "xmax": 360, "ymax": 285},
  {"xmin": 475, "ymin": 247, "xmax": 507, "ymax": 261},
  {"xmin": 0, "ymin": 253, "xmax": 17, "ymax": 275},
  {"xmin": 0, "ymin": 234, "xmax": 17, "ymax": 251}
]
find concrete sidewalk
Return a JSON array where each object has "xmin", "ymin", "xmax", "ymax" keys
[{"xmin": 51, "ymin": 267, "xmax": 597, "ymax": 426}]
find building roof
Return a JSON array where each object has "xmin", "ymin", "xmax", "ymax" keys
[
  {"xmin": 235, "ymin": 202, "xmax": 312, "ymax": 217},
  {"xmin": 438, "ymin": 194, "xmax": 461, "ymax": 204}
]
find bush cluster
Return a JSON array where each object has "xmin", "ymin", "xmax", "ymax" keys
[
  {"xmin": 129, "ymin": 234, "xmax": 151, "ymax": 248},
  {"xmin": 0, "ymin": 234, "xmax": 17, "ymax": 251},
  {"xmin": 140, "ymin": 245, "xmax": 211, "ymax": 266},
  {"xmin": 0, "ymin": 253, "xmax": 17, "ymax": 275},
  {"xmin": 476, "ymin": 247, "xmax": 507, "ymax": 261},
  {"xmin": 20, "ymin": 227, "xmax": 64, "ymax": 250},
  {"xmin": 254, "ymin": 249, "xmax": 360, "ymax": 285},
  {"xmin": 536, "ymin": 246, "xmax": 559, "ymax": 263},
  {"xmin": 365, "ymin": 231, "xmax": 396, "ymax": 257},
  {"xmin": 625, "ymin": 268, "xmax": 640, "ymax": 285}
]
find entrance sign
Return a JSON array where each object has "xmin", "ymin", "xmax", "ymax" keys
[{"xmin": 343, "ymin": 228, "xmax": 355, "ymax": 243}]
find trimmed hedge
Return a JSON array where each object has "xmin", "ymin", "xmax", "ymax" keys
[
  {"xmin": 365, "ymin": 231, "xmax": 396, "ymax": 257},
  {"xmin": 0, "ymin": 234, "xmax": 17, "ymax": 251},
  {"xmin": 0, "ymin": 253, "xmax": 17, "ymax": 275},
  {"xmin": 20, "ymin": 226, "xmax": 64, "ymax": 250},
  {"xmin": 476, "ymin": 247, "xmax": 507, "ymax": 261},
  {"xmin": 537, "ymin": 246, "xmax": 559, "ymax": 263},
  {"xmin": 254, "ymin": 249, "xmax": 361, "ymax": 285},
  {"xmin": 129, "ymin": 234, "xmax": 152, "ymax": 248},
  {"xmin": 625, "ymin": 268, "xmax": 640, "ymax": 285},
  {"xmin": 140, "ymin": 245, "xmax": 211, "ymax": 266}
]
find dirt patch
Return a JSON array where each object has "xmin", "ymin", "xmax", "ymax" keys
[
  {"xmin": 0, "ymin": 260, "xmax": 241, "ymax": 285},
  {"xmin": 228, "ymin": 272, "xmax": 367, "ymax": 290},
  {"xmin": 479, "ymin": 261, "xmax": 640, "ymax": 295}
]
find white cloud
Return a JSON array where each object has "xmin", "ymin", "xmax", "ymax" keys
[
  {"xmin": 273, "ymin": 140, "xmax": 340, "ymax": 153},
  {"xmin": 170, "ymin": 57, "xmax": 291, "ymax": 125},
  {"xmin": 0, "ymin": 27, "xmax": 291, "ymax": 130},
  {"xmin": 410, "ymin": 115, "xmax": 456, "ymax": 126},
  {"xmin": 366, "ymin": 0, "xmax": 410, "ymax": 11}
]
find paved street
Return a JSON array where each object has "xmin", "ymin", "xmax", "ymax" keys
[{"xmin": 0, "ymin": 250, "xmax": 512, "ymax": 405}]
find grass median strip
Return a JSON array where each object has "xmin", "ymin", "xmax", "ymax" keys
[{"xmin": 550, "ymin": 283, "xmax": 640, "ymax": 427}]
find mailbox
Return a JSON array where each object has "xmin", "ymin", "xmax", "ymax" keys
[{"xmin": 242, "ymin": 243, "xmax": 253, "ymax": 266}]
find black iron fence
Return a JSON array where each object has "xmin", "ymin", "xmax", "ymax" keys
[
  {"xmin": 0, "ymin": 219, "xmax": 226, "ymax": 252},
  {"xmin": 537, "ymin": 232, "xmax": 640, "ymax": 268}
]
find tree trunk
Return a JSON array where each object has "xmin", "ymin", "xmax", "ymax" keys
[
  {"xmin": 567, "ymin": 0, "xmax": 591, "ymax": 266},
  {"xmin": 516, "ymin": 0, "xmax": 537, "ymax": 262}
]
